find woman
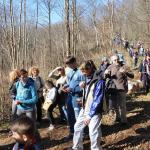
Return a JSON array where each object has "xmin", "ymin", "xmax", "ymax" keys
[
  {"xmin": 15, "ymin": 69, "xmax": 38, "ymax": 121},
  {"xmin": 48, "ymin": 66, "xmax": 68, "ymax": 122},
  {"xmin": 9, "ymin": 69, "xmax": 20, "ymax": 120},
  {"xmin": 29, "ymin": 67, "xmax": 45, "ymax": 123}
]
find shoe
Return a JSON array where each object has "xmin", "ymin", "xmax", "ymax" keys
[
  {"xmin": 48, "ymin": 124, "xmax": 54, "ymax": 131},
  {"xmin": 63, "ymin": 133, "xmax": 73, "ymax": 141}
]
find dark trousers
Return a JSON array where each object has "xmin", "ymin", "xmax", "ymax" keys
[
  {"xmin": 36, "ymin": 96, "xmax": 44, "ymax": 122},
  {"xmin": 48, "ymin": 101, "xmax": 58, "ymax": 124}
]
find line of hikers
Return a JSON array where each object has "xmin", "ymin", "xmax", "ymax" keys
[{"xmin": 9, "ymin": 50, "xmax": 150, "ymax": 149}]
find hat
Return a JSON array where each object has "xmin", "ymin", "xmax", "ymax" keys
[{"xmin": 102, "ymin": 57, "xmax": 108, "ymax": 62}]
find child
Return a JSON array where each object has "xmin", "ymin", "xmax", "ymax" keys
[
  {"xmin": 11, "ymin": 116, "xmax": 40, "ymax": 150},
  {"xmin": 43, "ymin": 80, "xmax": 57, "ymax": 130}
]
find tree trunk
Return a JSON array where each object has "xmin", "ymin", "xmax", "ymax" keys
[{"xmin": 65, "ymin": 0, "xmax": 71, "ymax": 56}]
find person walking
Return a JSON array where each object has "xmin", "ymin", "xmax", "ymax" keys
[{"xmin": 72, "ymin": 60, "xmax": 105, "ymax": 150}]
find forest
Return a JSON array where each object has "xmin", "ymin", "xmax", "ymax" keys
[{"xmin": 0, "ymin": 0, "xmax": 150, "ymax": 149}]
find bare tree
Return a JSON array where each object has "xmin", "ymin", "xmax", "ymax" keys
[{"xmin": 65, "ymin": 0, "xmax": 71, "ymax": 56}]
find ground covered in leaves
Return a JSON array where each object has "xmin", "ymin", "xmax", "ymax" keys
[{"xmin": 0, "ymin": 94, "xmax": 150, "ymax": 150}]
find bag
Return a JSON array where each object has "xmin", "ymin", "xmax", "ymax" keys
[
  {"xmin": 42, "ymin": 100, "xmax": 52, "ymax": 111},
  {"xmin": 105, "ymin": 78, "xmax": 117, "ymax": 94}
]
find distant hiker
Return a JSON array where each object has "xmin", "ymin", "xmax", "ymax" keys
[
  {"xmin": 29, "ymin": 67, "xmax": 45, "ymax": 124},
  {"xmin": 48, "ymin": 66, "xmax": 68, "ymax": 123},
  {"xmin": 9, "ymin": 69, "xmax": 20, "ymax": 120},
  {"xmin": 43, "ymin": 80, "xmax": 57, "ymax": 130},
  {"xmin": 124, "ymin": 39, "xmax": 129, "ymax": 50},
  {"xmin": 63, "ymin": 56, "xmax": 85, "ymax": 140},
  {"xmin": 99, "ymin": 56, "xmax": 110, "ymax": 78},
  {"xmin": 139, "ymin": 54, "xmax": 150, "ymax": 94},
  {"xmin": 128, "ymin": 46, "xmax": 134, "ymax": 58},
  {"xmin": 138, "ymin": 45, "xmax": 144, "ymax": 56},
  {"xmin": 133, "ymin": 51, "xmax": 138, "ymax": 67},
  {"xmin": 11, "ymin": 116, "xmax": 40, "ymax": 150},
  {"xmin": 15, "ymin": 69, "xmax": 38, "ymax": 121},
  {"xmin": 105, "ymin": 55, "xmax": 134, "ymax": 125},
  {"xmin": 72, "ymin": 60, "xmax": 105, "ymax": 150}
]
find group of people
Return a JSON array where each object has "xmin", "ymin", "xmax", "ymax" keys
[
  {"xmin": 122, "ymin": 40, "xmax": 150, "ymax": 93},
  {"xmin": 9, "ymin": 50, "xmax": 146, "ymax": 149}
]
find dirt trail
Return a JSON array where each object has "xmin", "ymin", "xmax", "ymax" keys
[{"xmin": 0, "ymin": 95, "xmax": 150, "ymax": 150}]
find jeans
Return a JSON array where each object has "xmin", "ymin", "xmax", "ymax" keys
[
  {"xmin": 67, "ymin": 94, "xmax": 81, "ymax": 134},
  {"xmin": 58, "ymin": 105, "xmax": 68, "ymax": 121},
  {"xmin": 16, "ymin": 108, "xmax": 36, "ymax": 121},
  {"xmin": 73, "ymin": 109, "xmax": 102, "ymax": 150},
  {"xmin": 12, "ymin": 100, "xmax": 17, "ymax": 120}
]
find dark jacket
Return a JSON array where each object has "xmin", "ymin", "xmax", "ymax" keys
[
  {"xmin": 107, "ymin": 64, "xmax": 134, "ymax": 92},
  {"xmin": 9, "ymin": 78, "xmax": 19, "ymax": 100}
]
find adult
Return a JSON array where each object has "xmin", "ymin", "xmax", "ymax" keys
[
  {"xmin": 15, "ymin": 69, "xmax": 38, "ymax": 121},
  {"xmin": 105, "ymin": 55, "xmax": 134, "ymax": 125},
  {"xmin": 99, "ymin": 56, "xmax": 110, "ymax": 78},
  {"xmin": 139, "ymin": 54, "xmax": 150, "ymax": 94},
  {"xmin": 72, "ymin": 60, "xmax": 105, "ymax": 150},
  {"xmin": 29, "ymin": 67, "xmax": 45, "ymax": 123},
  {"xmin": 48, "ymin": 66, "xmax": 68, "ymax": 122},
  {"xmin": 9, "ymin": 69, "xmax": 20, "ymax": 120},
  {"xmin": 63, "ymin": 56, "xmax": 85, "ymax": 140}
]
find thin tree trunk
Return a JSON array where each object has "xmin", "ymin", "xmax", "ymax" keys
[
  {"xmin": 24, "ymin": 0, "xmax": 27, "ymax": 68},
  {"xmin": 72, "ymin": 0, "xmax": 77, "ymax": 56},
  {"xmin": 65, "ymin": 0, "xmax": 71, "ymax": 56}
]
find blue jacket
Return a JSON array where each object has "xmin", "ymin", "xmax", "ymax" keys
[
  {"xmin": 89, "ymin": 79, "xmax": 105, "ymax": 118},
  {"xmin": 15, "ymin": 78, "xmax": 38, "ymax": 110},
  {"xmin": 84, "ymin": 71, "xmax": 105, "ymax": 118},
  {"xmin": 66, "ymin": 68, "xmax": 85, "ymax": 96}
]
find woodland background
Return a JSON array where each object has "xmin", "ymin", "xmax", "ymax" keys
[{"xmin": 0, "ymin": 0, "xmax": 150, "ymax": 122}]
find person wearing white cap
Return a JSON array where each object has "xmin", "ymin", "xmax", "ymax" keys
[{"xmin": 105, "ymin": 55, "xmax": 134, "ymax": 125}]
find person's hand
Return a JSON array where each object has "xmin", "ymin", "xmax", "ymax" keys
[
  {"xmin": 16, "ymin": 101, "xmax": 21, "ymax": 105},
  {"xmin": 76, "ymin": 98, "xmax": 82, "ymax": 106},
  {"xmin": 119, "ymin": 68, "xmax": 125, "ymax": 73},
  {"xmin": 64, "ymin": 87, "xmax": 71, "ymax": 93},
  {"xmin": 79, "ymin": 81, "xmax": 86, "ymax": 88},
  {"xmin": 104, "ymin": 69, "xmax": 110, "ymax": 75},
  {"xmin": 84, "ymin": 116, "xmax": 91, "ymax": 125}
]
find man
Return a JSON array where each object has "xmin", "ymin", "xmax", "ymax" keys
[
  {"xmin": 63, "ymin": 56, "xmax": 85, "ymax": 139},
  {"xmin": 72, "ymin": 60, "xmax": 105, "ymax": 150},
  {"xmin": 105, "ymin": 55, "xmax": 134, "ymax": 125}
]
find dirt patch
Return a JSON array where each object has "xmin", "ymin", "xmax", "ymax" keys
[{"xmin": 0, "ymin": 95, "xmax": 150, "ymax": 150}]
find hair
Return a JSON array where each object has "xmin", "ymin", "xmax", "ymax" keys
[
  {"xmin": 10, "ymin": 116, "xmax": 35, "ymax": 137},
  {"xmin": 80, "ymin": 60, "xmax": 97, "ymax": 72},
  {"xmin": 9, "ymin": 69, "xmax": 20, "ymax": 82},
  {"xmin": 45, "ymin": 80, "xmax": 55, "ymax": 88},
  {"xmin": 65, "ymin": 56, "xmax": 76, "ymax": 64},
  {"xmin": 28, "ymin": 66, "xmax": 39, "ymax": 76},
  {"xmin": 20, "ymin": 69, "xmax": 28, "ymax": 75}
]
